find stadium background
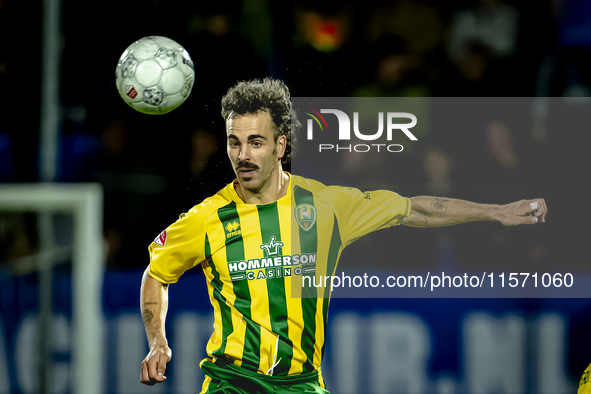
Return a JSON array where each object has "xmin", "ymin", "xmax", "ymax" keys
[{"xmin": 1, "ymin": 0, "xmax": 591, "ymax": 393}]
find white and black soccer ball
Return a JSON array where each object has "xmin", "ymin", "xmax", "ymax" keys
[{"xmin": 115, "ymin": 36, "xmax": 194, "ymax": 115}]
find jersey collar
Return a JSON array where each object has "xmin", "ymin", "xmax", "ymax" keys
[{"xmin": 228, "ymin": 172, "xmax": 292, "ymax": 205}]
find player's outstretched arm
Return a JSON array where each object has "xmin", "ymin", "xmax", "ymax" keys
[
  {"xmin": 402, "ymin": 196, "xmax": 547, "ymax": 227},
  {"xmin": 140, "ymin": 267, "xmax": 172, "ymax": 385}
]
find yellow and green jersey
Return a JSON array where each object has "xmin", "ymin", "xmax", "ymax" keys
[
  {"xmin": 580, "ymin": 363, "xmax": 591, "ymax": 394},
  {"xmin": 148, "ymin": 174, "xmax": 410, "ymax": 379}
]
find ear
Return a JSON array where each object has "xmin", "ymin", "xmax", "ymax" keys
[{"xmin": 276, "ymin": 135, "xmax": 286, "ymax": 160}]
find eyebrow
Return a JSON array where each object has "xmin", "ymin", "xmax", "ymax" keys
[{"xmin": 227, "ymin": 134, "xmax": 268, "ymax": 141}]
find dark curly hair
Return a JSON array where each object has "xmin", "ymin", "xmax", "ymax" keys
[{"xmin": 221, "ymin": 78, "xmax": 299, "ymax": 164}]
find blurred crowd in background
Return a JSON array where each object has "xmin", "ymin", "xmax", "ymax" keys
[{"xmin": 0, "ymin": 0, "xmax": 590, "ymax": 270}]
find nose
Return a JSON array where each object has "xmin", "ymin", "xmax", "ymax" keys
[{"xmin": 237, "ymin": 144, "xmax": 250, "ymax": 161}]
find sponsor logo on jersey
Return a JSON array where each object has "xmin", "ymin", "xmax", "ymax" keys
[
  {"xmin": 295, "ymin": 204, "xmax": 317, "ymax": 231},
  {"xmin": 260, "ymin": 236, "xmax": 283, "ymax": 256},
  {"xmin": 154, "ymin": 230, "xmax": 167, "ymax": 246},
  {"xmin": 224, "ymin": 221, "xmax": 241, "ymax": 239},
  {"xmin": 226, "ymin": 236, "xmax": 316, "ymax": 282}
]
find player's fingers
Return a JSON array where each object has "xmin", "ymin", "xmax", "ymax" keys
[
  {"xmin": 524, "ymin": 200, "xmax": 547, "ymax": 224},
  {"xmin": 147, "ymin": 352, "xmax": 163, "ymax": 382},
  {"xmin": 141, "ymin": 360, "xmax": 155, "ymax": 386},
  {"xmin": 526, "ymin": 200, "xmax": 540, "ymax": 216},
  {"xmin": 538, "ymin": 198, "xmax": 547, "ymax": 223},
  {"xmin": 518, "ymin": 209, "xmax": 538, "ymax": 225},
  {"xmin": 530, "ymin": 199, "xmax": 547, "ymax": 223},
  {"xmin": 503, "ymin": 213, "xmax": 537, "ymax": 226},
  {"xmin": 156, "ymin": 352, "xmax": 168, "ymax": 380},
  {"xmin": 530, "ymin": 216, "xmax": 538, "ymax": 224},
  {"xmin": 524, "ymin": 215, "xmax": 538, "ymax": 225}
]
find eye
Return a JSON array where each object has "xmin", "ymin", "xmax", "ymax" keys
[
  {"xmin": 229, "ymin": 141, "xmax": 239, "ymax": 148},
  {"xmin": 252, "ymin": 140, "xmax": 262, "ymax": 147}
]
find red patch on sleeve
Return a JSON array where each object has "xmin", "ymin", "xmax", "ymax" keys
[{"xmin": 154, "ymin": 230, "xmax": 167, "ymax": 246}]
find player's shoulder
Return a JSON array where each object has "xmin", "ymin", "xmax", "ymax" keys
[
  {"xmin": 291, "ymin": 175, "xmax": 329, "ymax": 193},
  {"xmin": 182, "ymin": 182, "xmax": 236, "ymax": 220},
  {"xmin": 291, "ymin": 174, "xmax": 406, "ymax": 206},
  {"xmin": 291, "ymin": 175, "xmax": 362, "ymax": 202}
]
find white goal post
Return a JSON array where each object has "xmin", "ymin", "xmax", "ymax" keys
[{"xmin": 0, "ymin": 183, "xmax": 103, "ymax": 394}]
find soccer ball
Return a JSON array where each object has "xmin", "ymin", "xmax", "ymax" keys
[{"xmin": 115, "ymin": 36, "xmax": 194, "ymax": 115}]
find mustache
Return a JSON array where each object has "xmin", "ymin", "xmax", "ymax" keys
[{"xmin": 236, "ymin": 161, "xmax": 258, "ymax": 170}]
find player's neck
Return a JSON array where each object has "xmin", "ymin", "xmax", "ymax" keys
[{"xmin": 237, "ymin": 166, "xmax": 289, "ymax": 205}]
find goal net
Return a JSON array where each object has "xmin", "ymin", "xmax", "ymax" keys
[{"xmin": 0, "ymin": 183, "xmax": 103, "ymax": 394}]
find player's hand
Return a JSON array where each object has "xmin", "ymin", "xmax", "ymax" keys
[
  {"xmin": 140, "ymin": 345, "xmax": 172, "ymax": 385},
  {"xmin": 497, "ymin": 198, "xmax": 547, "ymax": 226}
]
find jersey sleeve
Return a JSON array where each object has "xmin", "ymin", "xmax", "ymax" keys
[
  {"xmin": 579, "ymin": 362, "xmax": 591, "ymax": 394},
  {"xmin": 325, "ymin": 186, "xmax": 411, "ymax": 248},
  {"xmin": 148, "ymin": 206, "xmax": 208, "ymax": 284}
]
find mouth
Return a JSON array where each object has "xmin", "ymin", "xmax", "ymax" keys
[{"xmin": 237, "ymin": 168, "xmax": 256, "ymax": 177}]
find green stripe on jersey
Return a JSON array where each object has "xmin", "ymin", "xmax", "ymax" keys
[
  {"xmin": 293, "ymin": 186, "xmax": 318, "ymax": 373},
  {"xmin": 217, "ymin": 203, "xmax": 261, "ymax": 371},
  {"xmin": 257, "ymin": 202, "xmax": 293, "ymax": 374},
  {"xmin": 205, "ymin": 234, "xmax": 233, "ymax": 358},
  {"xmin": 321, "ymin": 217, "xmax": 342, "ymax": 359}
]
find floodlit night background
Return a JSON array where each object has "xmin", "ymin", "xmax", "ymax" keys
[{"xmin": 0, "ymin": 0, "xmax": 591, "ymax": 393}]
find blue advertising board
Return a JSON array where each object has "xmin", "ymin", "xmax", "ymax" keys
[{"xmin": 1, "ymin": 266, "xmax": 590, "ymax": 394}]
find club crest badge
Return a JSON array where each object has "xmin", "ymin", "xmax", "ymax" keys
[{"xmin": 295, "ymin": 204, "xmax": 317, "ymax": 231}]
